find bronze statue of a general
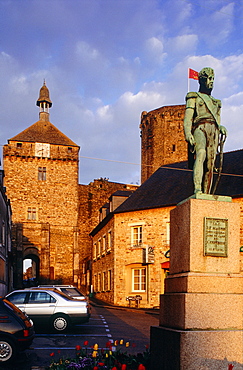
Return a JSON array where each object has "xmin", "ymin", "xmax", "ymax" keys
[{"xmin": 184, "ymin": 67, "xmax": 227, "ymax": 194}]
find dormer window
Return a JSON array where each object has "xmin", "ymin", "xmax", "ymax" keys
[
  {"xmin": 17, "ymin": 143, "xmax": 22, "ymax": 148},
  {"xmin": 68, "ymin": 147, "xmax": 72, "ymax": 154}
]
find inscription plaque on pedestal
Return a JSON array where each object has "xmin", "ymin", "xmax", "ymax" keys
[{"xmin": 204, "ymin": 217, "xmax": 228, "ymax": 257}]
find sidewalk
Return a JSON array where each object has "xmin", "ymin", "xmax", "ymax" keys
[{"xmin": 89, "ymin": 296, "xmax": 159, "ymax": 316}]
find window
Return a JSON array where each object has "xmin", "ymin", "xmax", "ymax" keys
[
  {"xmin": 28, "ymin": 292, "xmax": 56, "ymax": 304},
  {"xmin": 27, "ymin": 207, "xmax": 37, "ymax": 220},
  {"xmin": 17, "ymin": 142, "xmax": 22, "ymax": 148},
  {"xmin": 68, "ymin": 147, "xmax": 72, "ymax": 154},
  {"xmin": 97, "ymin": 239, "xmax": 101, "ymax": 258},
  {"xmin": 131, "ymin": 226, "xmax": 142, "ymax": 247},
  {"xmin": 98, "ymin": 273, "xmax": 101, "ymax": 292},
  {"xmin": 102, "ymin": 235, "xmax": 106, "ymax": 255},
  {"xmin": 102, "ymin": 272, "xmax": 106, "ymax": 291},
  {"xmin": 94, "ymin": 274, "xmax": 97, "ymax": 291},
  {"xmin": 2, "ymin": 222, "xmax": 5, "ymax": 246},
  {"xmin": 107, "ymin": 270, "xmax": 112, "ymax": 291},
  {"xmin": 38, "ymin": 167, "xmax": 46, "ymax": 181},
  {"xmin": 166, "ymin": 222, "xmax": 170, "ymax": 246},
  {"xmin": 107, "ymin": 231, "xmax": 112, "ymax": 252},
  {"xmin": 93, "ymin": 243, "xmax": 97, "ymax": 260},
  {"xmin": 8, "ymin": 292, "xmax": 27, "ymax": 304},
  {"xmin": 132, "ymin": 268, "xmax": 146, "ymax": 292}
]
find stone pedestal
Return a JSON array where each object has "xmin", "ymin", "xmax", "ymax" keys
[{"xmin": 150, "ymin": 196, "xmax": 243, "ymax": 370}]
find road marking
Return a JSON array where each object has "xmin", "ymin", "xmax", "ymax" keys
[
  {"xmin": 76, "ymin": 324, "xmax": 108, "ymax": 327},
  {"xmin": 35, "ymin": 333, "xmax": 111, "ymax": 337}
]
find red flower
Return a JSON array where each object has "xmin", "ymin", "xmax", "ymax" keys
[
  {"xmin": 137, "ymin": 365, "xmax": 146, "ymax": 370},
  {"xmin": 111, "ymin": 367, "xmax": 118, "ymax": 370},
  {"xmin": 57, "ymin": 350, "xmax": 61, "ymax": 354},
  {"xmin": 93, "ymin": 367, "xmax": 98, "ymax": 370},
  {"xmin": 50, "ymin": 352, "xmax": 55, "ymax": 357},
  {"xmin": 98, "ymin": 363, "xmax": 105, "ymax": 366},
  {"xmin": 228, "ymin": 366, "xmax": 234, "ymax": 370},
  {"xmin": 121, "ymin": 364, "xmax": 127, "ymax": 370},
  {"xmin": 106, "ymin": 340, "xmax": 112, "ymax": 348},
  {"xmin": 76, "ymin": 345, "xmax": 81, "ymax": 351},
  {"xmin": 84, "ymin": 340, "xmax": 89, "ymax": 346}
]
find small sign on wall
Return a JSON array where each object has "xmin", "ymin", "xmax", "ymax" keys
[
  {"xmin": 143, "ymin": 246, "xmax": 155, "ymax": 264},
  {"xmin": 204, "ymin": 217, "xmax": 228, "ymax": 257}
]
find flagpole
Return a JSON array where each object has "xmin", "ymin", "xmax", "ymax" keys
[{"xmin": 188, "ymin": 68, "xmax": 190, "ymax": 92}]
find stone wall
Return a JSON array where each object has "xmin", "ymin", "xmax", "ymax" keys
[
  {"xmin": 77, "ymin": 179, "xmax": 138, "ymax": 292},
  {"xmin": 92, "ymin": 206, "xmax": 173, "ymax": 308},
  {"xmin": 140, "ymin": 105, "xmax": 187, "ymax": 183},
  {"xmin": 3, "ymin": 141, "xmax": 79, "ymax": 286},
  {"xmin": 233, "ymin": 197, "xmax": 243, "ymax": 272}
]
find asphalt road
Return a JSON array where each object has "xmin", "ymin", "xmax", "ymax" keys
[{"xmin": 0, "ymin": 304, "xmax": 159, "ymax": 370}]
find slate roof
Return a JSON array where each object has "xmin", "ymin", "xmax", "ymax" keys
[
  {"xmin": 9, "ymin": 120, "xmax": 78, "ymax": 147},
  {"xmin": 114, "ymin": 149, "xmax": 243, "ymax": 214},
  {"xmin": 109, "ymin": 190, "xmax": 134, "ymax": 199}
]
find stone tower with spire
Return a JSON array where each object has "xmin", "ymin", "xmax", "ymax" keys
[{"xmin": 3, "ymin": 82, "xmax": 80, "ymax": 287}]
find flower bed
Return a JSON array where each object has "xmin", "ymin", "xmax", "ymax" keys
[{"xmin": 46, "ymin": 340, "xmax": 150, "ymax": 370}]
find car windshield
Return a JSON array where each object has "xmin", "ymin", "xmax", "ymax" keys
[{"xmin": 60, "ymin": 288, "xmax": 84, "ymax": 297}]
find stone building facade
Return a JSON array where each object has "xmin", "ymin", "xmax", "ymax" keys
[
  {"xmin": 91, "ymin": 200, "xmax": 172, "ymax": 308},
  {"xmin": 3, "ymin": 83, "xmax": 80, "ymax": 287},
  {"xmin": 140, "ymin": 105, "xmax": 187, "ymax": 183},
  {"xmin": 3, "ymin": 83, "xmax": 138, "ymax": 290},
  {"xmin": 0, "ymin": 170, "xmax": 12, "ymax": 296},
  {"xmin": 77, "ymin": 180, "xmax": 138, "ymax": 292}
]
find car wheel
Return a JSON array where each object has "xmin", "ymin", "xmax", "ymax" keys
[
  {"xmin": 0, "ymin": 339, "xmax": 16, "ymax": 363},
  {"xmin": 52, "ymin": 314, "xmax": 69, "ymax": 332}
]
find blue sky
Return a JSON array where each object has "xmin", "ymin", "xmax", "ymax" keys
[{"xmin": 1, "ymin": 0, "xmax": 243, "ymax": 185}]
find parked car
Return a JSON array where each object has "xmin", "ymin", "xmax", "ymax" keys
[
  {"xmin": 0, "ymin": 297, "xmax": 34, "ymax": 364},
  {"xmin": 6, "ymin": 288, "xmax": 91, "ymax": 333},
  {"xmin": 37, "ymin": 285, "xmax": 88, "ymax": 301}
]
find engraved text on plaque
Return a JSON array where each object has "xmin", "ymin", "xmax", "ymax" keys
[{"xmin": 204, "ymin": 217, "xmax": 228, "ymax": 257}]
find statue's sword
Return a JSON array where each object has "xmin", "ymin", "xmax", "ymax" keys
[{"xmin": 212, "ymin": 132, "xmax": 226, "ymax": 195}]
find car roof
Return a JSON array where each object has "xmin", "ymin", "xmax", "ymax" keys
[
  {"xmin": 7, "ymin": 288, "xmax": 71, "ymax": 299},
  {"xmin": 10, "ymin": 288, "xmax": 89, "ymax": 302},
  {"xmin": 38, "ymin": 285, "xmax": 75, "ymax": 288}
]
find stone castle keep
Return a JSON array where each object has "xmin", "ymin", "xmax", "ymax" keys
[{"xmin": 140, "ymin": 105, "xmax": 187, "ymax": 182}]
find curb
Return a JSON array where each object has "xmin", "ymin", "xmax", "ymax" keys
[{"xmin": 90, "ymin": 300, "xmax": 159, "ymax": 315}]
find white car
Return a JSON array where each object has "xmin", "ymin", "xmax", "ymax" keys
[
  {"xmin": 6, "ymin": 288, "xmax": 91, "ymax": 332},
  {"xmin": 37, "ymin": 285, "xmax": 88, "ymax": 301}
]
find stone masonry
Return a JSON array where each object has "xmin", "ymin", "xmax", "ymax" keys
[
  {"xmin": 3, "ymin": 109, "xmax": 80, "ymax": 286},
  {"xmin": 91, "ymin": 206, "xmax": 173, "ymax": 308},
  {"xmin": 140, "ymin": 105, "xmax": 187, "ymax": 183}
]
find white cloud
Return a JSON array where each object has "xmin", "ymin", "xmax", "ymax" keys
[
  {"xmin": 76, "ymin": 41, "xmax": 100, "ymax": 61},
  {"xmin": 145, "ymin": 37, "xmax": 166, "ymax": 65},
  {"xmin": 167, "ymin": 34, "xmax": 198, "ymax": 55}
]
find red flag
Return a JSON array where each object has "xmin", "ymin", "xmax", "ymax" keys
[{"xmin": 188, "ymin": 68, "xmax": 198, "ymax": 80}]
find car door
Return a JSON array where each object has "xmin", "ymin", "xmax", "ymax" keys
[{"xmin": 24, "ymin": 291, "xmax": 56, "ymax": 326}]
